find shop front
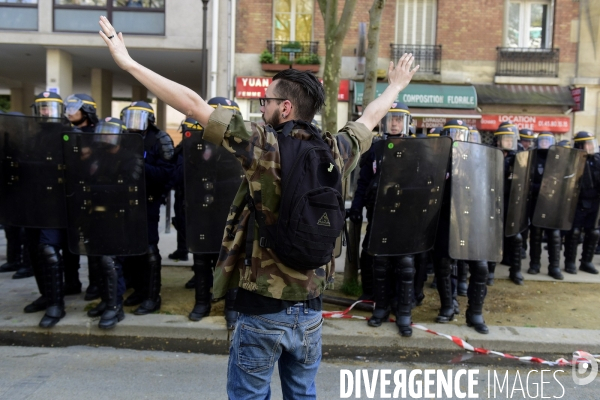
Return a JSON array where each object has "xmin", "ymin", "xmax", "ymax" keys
[
  {"xmin": 234, "ymin": 77, "xmax": 350, "ymax": 128},
  {"xmin": 352, "ymin": 82, "xmax": 480, "ymax": 135}
]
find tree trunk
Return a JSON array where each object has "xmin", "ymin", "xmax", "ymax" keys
[
  {"xmin": 362, "ymin": 0, "xmax": 386, "ymax": 109},
  {"xmin": 318, "ymin": 0, "xmax": 357, "ymax": 134}
]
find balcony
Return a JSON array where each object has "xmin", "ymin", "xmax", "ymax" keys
[
  {"xmin": 262, "ymin": 40, "xmax": 320, "ymax": 73},
  {"xmin": 390, "ymin": 44, "xmax": 442, "ymax": 75},
  {"xmin": 495, "ymin": 47, "xmax": 559, "ymax": 78}
]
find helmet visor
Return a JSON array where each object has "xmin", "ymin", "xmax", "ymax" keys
[
  {"xmin": 447, "ymin": 127, "xmax": 469, "ymax": 141},
  {"xmin": 577, "ymin": 138, "xmax": 599, "ymax": 155},
  {"xmin": 382, "ymin": 112, "xmax": 408, "ymax": 136},
  {"xmin": 34, "ymin": 101, "xmax": 63, "ymax": 118},
  {"xmin": 95, "ymin": 121, "xmax": 126, "ymax": 135},
  {"xmin": 468, "ymin": 131, "xmax": 481, "ymax": 144},
  {"xmin": 122, "ymin": 108, "xmax": 151, "ymax": 131},
  {"xmin": 65, "ymin": 95, "xmax": 84, "ymax": 116},
  {"xmin": 537, "ymin": 135, "xmax": 555, "ymax": 149}
]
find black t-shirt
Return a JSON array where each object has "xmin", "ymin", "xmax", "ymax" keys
[{"xmin": 233, "ymin": 288, "xmax": 322, "ymax": 315}]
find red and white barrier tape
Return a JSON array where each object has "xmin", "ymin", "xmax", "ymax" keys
[{"xmin": 322, "ymin": 300, "xmax": 600, "ymax": 367}]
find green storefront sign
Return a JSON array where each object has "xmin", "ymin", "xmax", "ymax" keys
[{"xmin": 353, "ymin": 82, "xmax": 477, "ymax": 109}]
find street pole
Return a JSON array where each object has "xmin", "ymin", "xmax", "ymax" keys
[{"xmin": 201, "ymin": 0, "xmax": 210, "ymax": 99}]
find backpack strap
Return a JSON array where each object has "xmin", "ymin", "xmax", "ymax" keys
[{"xmin": 244, "ymin": 192, "xmax": 270, "ymax": 265}]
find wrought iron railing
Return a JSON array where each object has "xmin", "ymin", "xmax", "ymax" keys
[
  {"xmin": 390, "ymin": 44, "xmax": 442, "ymax": 74},
  {"xmin": 496, "ymin": 47, "xmax": 559, "ymax": 77},
  {"xmin": 266, "ymin": 40, "xmax": 319, "ymax": 63}
]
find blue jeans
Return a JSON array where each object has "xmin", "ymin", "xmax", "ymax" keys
[{"xmin": 227, "ymin": 304, "xmax": 324, "ymax": 400}]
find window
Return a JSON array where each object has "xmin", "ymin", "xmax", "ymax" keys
[
  {"xmin": 0, "ymin": 0, "xmax": 37, "ymax": 3},
  {"xmin": 0, "ymin": 0, "xmax": 38, "ymax": 31},
  {"xmin": 507, "ymin": 0, "xmax": 553, "ymax": 48},
  {"xmin": 395, "ymin": 0, "xmax": 437, "ymax": 45},
  {"xmin": 53, "ymin": 0, "xmax": 164, "ymax": 34},
  {"xmin": 274, "ymin": 0, "xmax": 313, "ymax": 42}
]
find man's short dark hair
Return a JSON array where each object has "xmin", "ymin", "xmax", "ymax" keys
[{"xmin": 272, "ymin": 69, "xmax": 325, "ymax": 122}]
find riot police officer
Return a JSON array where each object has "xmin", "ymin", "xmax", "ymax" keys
[
  {"xmin": 528, "ymin": 132, "xmax": 564, "ymax": 280},
  {"xmin": 519, "ymin": 129, "xmax": 535, "ymax": 151},
  {"xmin": 349, "ymin": 102, "xmax": 417, "ymax": 336},
  {"xmin": 494, "ymin": 125, "xmax": 524, "ymax": 285},
  {"xmin": 186, "ymin": 97, "xmax": 242, "ymax": 329},
  {"xmin": 120, "ymin": 101, "xmax": 175, "ymax": 315},
  {"xmin": 564, "ymin": 131, "xmax": 600, "ymax": 275}
]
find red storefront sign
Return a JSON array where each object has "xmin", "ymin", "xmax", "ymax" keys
[
  {"xmin": 571, "ymin": 87, "xmax": 585, "ymax": 112},
  {"xmin": 235, "ymin": 77, "xmax": 350, "ymax": 101},
  {"xmin": 416, "ymin": 117, "xmax": 479, "ymax": 129},
  {"xmin": 478, "ymin": 115, "xmax": 571, "ymax": 133}
]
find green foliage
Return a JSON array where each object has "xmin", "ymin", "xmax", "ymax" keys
[
  {"xmin": 294, "ymin": 53, "xmax": 320, "ymax": 65},
  {"xmin": 259, "ymin": 50, "xmax": 275, "ymax": 64},
  {"xmin": 340, "ymin": 278, "xmax": 362, "ymax": 297},
  {"xmin": 0, "ymin": 95, "xmax": 10, "ymax": 112},
  {"xmin": 283, "ymin": 41, "xmax": 302, "ymax": 50},
  {"xmin": 277, "ymin": 55, "xmax": 291, "ymax": 65}
]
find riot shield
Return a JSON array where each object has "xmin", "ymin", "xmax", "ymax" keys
[
  {"xmin": 0, "ymin": 114, "xmax": 69, "ymax": 228},
  {"xmin": 367, "ymin": 137, "xmax": 452, "ymax": 256},
  {"xmin": 183, "ymin": 130, "xmax": 244, "ymax": 254},
  {"xmin": 532, "ymin": 146, "xmax": 587, "ymax": 230},
  {"xmin": 449, "ymin": 142, "xmax": 504, "ymax": 262},
  {"xmin": 62, "ymin": 132, "xmax": 148, "ymax": 256},
  {"xmin": 505, "ymin": 150, "xmax": 535, "ymax": 237}
]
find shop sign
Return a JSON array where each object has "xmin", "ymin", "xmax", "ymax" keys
[
  {"xmin": 571, "ymin": 87, "xmax": 585, "ymax": 112},
  {"xmin": 353, "ymin": 82, "xmax": 477, "ymax": 109},
  {"xmin": 416, "ymin": 117, "xmax": 479, "ymax": 129},
  {"xmin": 235, "ymin": 77, "xmax": 350, "ymax": 101},
  {"xmin": 478, "ymin": 115, "xmax": 571, "ymax": 133}
]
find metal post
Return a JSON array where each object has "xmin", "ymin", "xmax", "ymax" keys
[{"xmin": 201, "ymin": 0, "xmax": 210, "ymax": 99}]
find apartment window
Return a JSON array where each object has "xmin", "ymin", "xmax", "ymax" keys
[
  {"xmin": 274, "ymin": 0, "xmax": 313, "ymax": 42},
  {"xmin": 395, "ymin": 0, "xmax": 437, "ymax": 45},
  {"xmin": 507, "ymin": 0, "xmax": 553, "ymax": 48},
  {"xmin": 53, "ymin": 0, "xmax": 165, "ymax": 34},
  {"xmin": 0, "ymin": 0, "xmax": 38, "ymax": 31}
]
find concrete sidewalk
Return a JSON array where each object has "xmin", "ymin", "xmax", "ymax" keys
[{"xmin": 1, "ymin": 202, "xmax": 600, "ymax": 362}]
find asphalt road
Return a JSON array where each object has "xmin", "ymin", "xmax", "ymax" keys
[{"xmin": 0, "ymin": 346, "xmax": 598, "ymax": 399}]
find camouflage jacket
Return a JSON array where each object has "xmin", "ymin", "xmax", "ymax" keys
[{"xmin": 203, "ymin": 105, "xmax": 373, "ymax": 300}]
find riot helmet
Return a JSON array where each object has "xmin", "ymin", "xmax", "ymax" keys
[
  {"xmin": 493, "ymin": 126, "xmax": 518, "ymax": 151},
  {"xmin": 180, "ymin": 117, "xmax": 202, "ymax": 134},
  {"xmin": 31, "ymin": 91, "xmax": 64, "ymax": 118},
  {"xmin": 441, "ymin": 119, "xmax": 469, "ymax": 141},
  {"xmin": 573, "ymin": 131, "xmax": 598, "ymax": 155},
  {"xmin": 65, "ymin": 94, "xmax": 98, "ymax": 126},
  {"xmin": 536, "ymin": 132, "xmax": 555, "ymax": 149},
  {"xmin": 468, "ymin": 127, "xmax": 481, "ymax": 144},
  {"xmin": 379, "ymin": 102, "xmax": 411, "ymax": 137},
  {"xmin": 557, "ymin": 140, "xmax": 572, "ymax": 148},
  {"xmin": 207, "ymin": 97, "xmax": 242, "ymax": 115},
  {"xmin": 427, "ymin": 126, "xmax": 441, "ymax": 137},
  {"xmin": 93, "ymin": 117, "xmax": 127, "ymax": 147},
  {"xmin": 499, "ymin": 120, "xmax": 519, "ymax": 138},
  {"xmin": 519, "ymin": 128, "xmax": 535, "ymax": 150},
  {"xmin": 120, "ymin": 101, "xmax": 156, "ymax": 132}
]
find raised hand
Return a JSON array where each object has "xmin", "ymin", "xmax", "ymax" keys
[
  {"xmin": 387, "ymin": 53, "xmax": 419, "ymax": 92},
  {"xmin": 98, "ymin": 16, "xmax": 136, "ymax": 72}
]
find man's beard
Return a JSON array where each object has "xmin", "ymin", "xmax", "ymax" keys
[{"xmin": 263, "ymin": 112, "xmax": 281, "ymax": 127}]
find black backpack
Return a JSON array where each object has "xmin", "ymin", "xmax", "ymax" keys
[{"xmin": 246, "ymin": 120, "xmax": 345, "ymax": 271}]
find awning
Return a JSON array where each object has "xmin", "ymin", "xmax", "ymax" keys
[
  {"xmin": 474, "ymin": 84, "xmax": 576, "ymax": 106},
  {"xmin": 409, "ymin": 108, "xmax": 481, "ymax": 119},
  {"xmin": 353, "ymin": 82, "xmax": 477, "ymax": 109}
]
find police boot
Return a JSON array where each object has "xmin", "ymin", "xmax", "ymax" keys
[
  {"xmin": 184, "ymin": 275, "xmax": 195, "ymax": 289},
  {"xmin": 358, "ymin": 250, "xmax": 374, "ymax": 301},
  {"xmin": 486, "ymin": 262, "xmax": 496, "ymax": 286},
  {"xmin": 456, "ymin": 260, "xmax": 468, "ymax": 296},
  {"xmin": 368, "ymin": 258, "xmax": 392, "ymax": 327},
  {"xmin": 466, "ymin": 282, "xmax": 489, "ymax": 334},
  {"xmin": 394, "ymin": 256, "xmax": 415, "ymax": 337},
  {"xmin": 509, "ymin": 233, "xmax": 524, "ymax": 285},
  {"xmin": 189, "ymin": 256, "xmax": 212, "ymax": 321},
  {"xmin": 434, "ymin": 258, "xmax": 455, "ymax": 323},
  {"xmin": 547, "ymin": 230, "xmax": 564, "ymax": 280},
  {"xmin": 134, "ymin": 247, "xmax": 162, "ymax": 315},
  {"xmin": 87, "ymin": 258, "xmax": 107, "ymax": 318},
  {"xmin": 63, "ymin": 251, "xmax": 82, "ymax": 295},
  {"xmin": 39, "ymin": 245, "xmax": 66, "ymax": 328},
  {"xmin": 528, "ymin": 227, "xmax": 542, "ymax": 274},
  {"xmin": 564, "ymin": 228, "xmax": 580, "ymax": 274},
  {"xmin": 580, "ymin": 229, "xmax": 600, "ymax": 274},
  {"xmin": 85, "ymin": 256, "xmax": 102, "ymax": 301},
  {"xmin": 413, "ymin": 252, "xmax": 428, "ymax": 306},
  {"xmin": 224, "ymin": 288, "xmax": 239, "ymax": 330},
  {"xmin": 12, "ymin": 265, "xmax": 34, "ymax": 279},
  {"xmin": 24, "ymin": 247, "xmax": 47, "ymax": 313},
  {"xmin": 99, "ymin": 257, "xmax": 125, "ymax": 329},
  {"xmin": 521, "ymin": 227, "xmax": 529, "ymax": 259}
]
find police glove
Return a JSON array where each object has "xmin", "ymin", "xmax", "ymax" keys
[{"xmin": 347, "ymin": 208, "xmax": 363, "ymax": 224}]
